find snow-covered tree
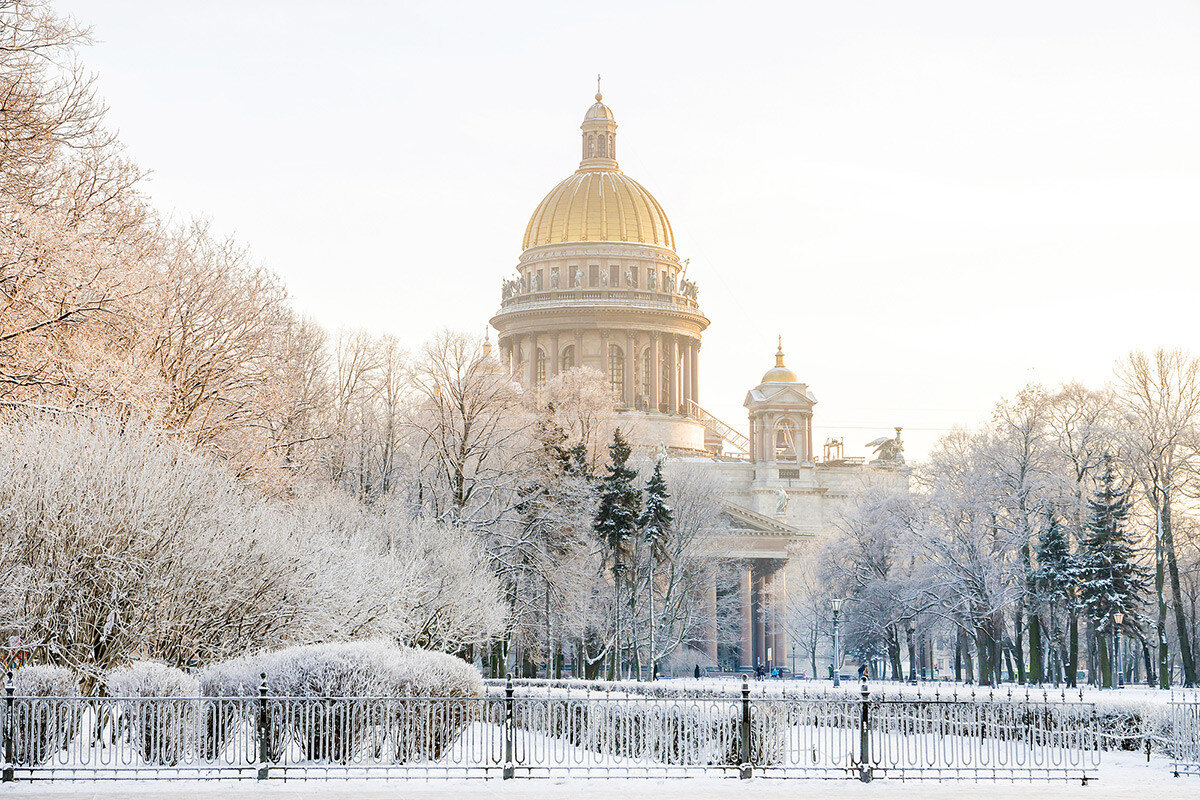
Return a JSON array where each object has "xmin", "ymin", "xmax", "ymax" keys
[
  {"xmin": 593, "ymin": 428, "xmax": 640, "ymax": 677},
  {"xmin": 1077, "ymin": 455, "xmax": 1149, "ymax": 687}
]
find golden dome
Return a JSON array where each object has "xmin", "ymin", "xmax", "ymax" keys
[
  {"xmin": 521, "ymin": 90, "xmax": 675, "ymax": 252},
  {"xmin": 762, "ymin": 338, "xmax": 798, "ymax": 383},
  {"xmin": 523, "ymin": 171, "xmax": 675, "ymax": 251}
]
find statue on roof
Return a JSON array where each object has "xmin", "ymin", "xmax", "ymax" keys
[{"xmin": 866, "ymin": 428, "xmax": 905, "ymax": 465}]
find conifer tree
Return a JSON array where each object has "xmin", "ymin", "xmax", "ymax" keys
[
  {"xmin": 638, "ymin": 457, "xmax": 673, "ymax": 678},
  {"xmin": 1077, "ymin": 455, "xmax": 1149, "ymax": 687},
  {"xmin": 639, "ymin": 458, "xmax": 674, "ymax": 561},
  {"xmin": 1033, "ymin": 510, "xmax": 1080, "ymax": 685},
  {"xmin": 592, "ymin": 428, "xmax": 641, "ymax": 677}
]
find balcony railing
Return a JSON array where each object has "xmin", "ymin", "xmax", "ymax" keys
[{"xmin": 497, "ymin": 288, "xmax": 702, "ymax": 313}]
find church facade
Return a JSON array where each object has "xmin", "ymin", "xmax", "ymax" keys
[{"xmin": 490, "ymin": 90, "xmax": 906, "ymax": 674}]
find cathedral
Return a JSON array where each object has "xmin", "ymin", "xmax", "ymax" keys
[{"xmin": 490, "ymin": 89, "xmax": 906, "ymax": 674}]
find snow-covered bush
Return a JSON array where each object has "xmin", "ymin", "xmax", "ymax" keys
[
  {"xmin": 197, "ymin": 654, "xmax": 272, "ymax": 761},
  {"xmin": 11, "ymin": 665, "xmax": 80, "ymax": 766},
  {"xmin": 199, "ymin": 641, "xmax": 483, "ymax": 764},
  {"xmin": 107, "ymin": 663, "xmax": 199, "ymax": 765},
  {"xmin": 0, "ymin": 417, "xmax": 504, "ymax": 690}
]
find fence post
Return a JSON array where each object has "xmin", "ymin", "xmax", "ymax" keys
[
  {"xmin": 739, "ymin": 674, "xmax": 752, "ymax": 779},
  {"xmin": 858, "ymin": 678, "xmax": 872, "ymax": 783},
  {"xmin": 256, "ymin": 672, "xmax": 269, "ymax": 781},
  {"xmin": 503, "ymin": 674, "xmax": 514, "ymax": 780},
  {"xmin": 3, "ymin": 672, "xmax": 13, "ymax": 783}
]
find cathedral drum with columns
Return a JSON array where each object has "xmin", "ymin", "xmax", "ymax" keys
[{"xmin": 490, "ymin": 90, "xmax": 908, "ymax": 674}]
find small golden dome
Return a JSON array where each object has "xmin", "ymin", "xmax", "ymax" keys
[
  {"xmin": 584, "ymin": 99, "xmax": 614, "ymax": 121},
  {"xmin": 523, "ymin": 171, "xmax": 675, "ymax": 251},
  {"xmin": 762, "ymin": 338, "xmax": 798, "ymax": 383}
]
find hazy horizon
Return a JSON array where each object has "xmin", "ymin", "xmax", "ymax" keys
[{"xmin": 70, "ymin": 0, "xmax": 1200, "ymax": 460}]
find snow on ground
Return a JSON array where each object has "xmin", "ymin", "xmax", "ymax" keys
[{"xmin": 0, "ymin": 752, "xmax": 1191, "ymax": 800}]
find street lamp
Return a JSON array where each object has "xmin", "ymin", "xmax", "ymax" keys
[
  {"xmin": 1113, "ymin": 612, "xmax": 1124, "ymax": 689},
  {"xmin": 831, "ymin": 598, "xmax": 843, "ymax": 687},
  {"xmin": 791, "ymin": 642, "xmax": 796, "ymax": 680}
]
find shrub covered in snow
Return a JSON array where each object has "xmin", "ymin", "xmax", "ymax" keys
[
  {"xmin": 197, "ymin": 641, "xmax": 483, "ymax": 764},
  {"xmin": 107, "ymin": 663, "xmax": 199, "ymax": 765},
  {"xmin": 10, "ymin": 665, "xmax": 80, "ymax": 766}
]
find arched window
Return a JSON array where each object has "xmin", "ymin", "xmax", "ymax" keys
[
  {"xmin": 534, "ymin": 349, "xmax": 547, "ymax": 387},
  {"xmin": 588, "ymin": 134, "xmax": 595, "ymax": 158},
  {"xmin": 609, "ymin": 133, "xmax": 615, "ymax": 159},
  {"xmin": 560, "ymin": 345, "xmax": 575, "ymax": 372},
  {"xmin": 775, "ymin": 418, "xmax": 800, "ymax": 462},
  {"xmin": 608, "ymin": 344, "xmax": 624, "ymax": 399},
  {"xmin": 598, "ymin": 133, "xmax": 607, "ymax": 158}
]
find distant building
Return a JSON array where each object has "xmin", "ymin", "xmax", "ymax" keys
[{"xmin": 490, "ymin": 90, "xmax": 907, "ymax": 672}]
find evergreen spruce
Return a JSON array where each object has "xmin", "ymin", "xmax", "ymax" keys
[
  {"xmin": 1034, "ymin": 510, "xmax": 1078, "ymax": 606},
  {"xmin": 1033, "ymin": 510, "xmax": 1080, "ymax": 685},
  {"xmin": 593, "ymin": 428, "xmax": 641, "ymax": 563},
  {"xmin": 593, "ymin": 428, "xmax": 641, "ymax": 677},
  {"xmin": 638, "ymin": 458, "xmax": 674, "ymax": 561},
  {"xmin": 1077, "ymin": 455, "xmax": 1149, "ymax": 686}
]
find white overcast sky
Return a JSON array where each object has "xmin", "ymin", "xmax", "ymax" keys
[{"xmin": 69, "ymin": 0, "xmax": 1200, "ymax": 460}]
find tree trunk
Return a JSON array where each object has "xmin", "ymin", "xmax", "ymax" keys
[
  {"xmin": 1153, "ymin": 494, "xmax": 1170, "ymax": 688},
  {"xmin": 1097, "ymin": 635, "xmax": 1111, "ymax": 689},
  {"xmin": 906, "ymin": 625, "xmax": 917, "ymax": 682},
  {"xmin": 1013, "ymin": 608, "xmax": 1026, "ymax": 684},
  {"xmin": 976, "ymin": 622, "xmax": 993, "ymax": 687},
  {"xmin": 887, "ymin": 626, "xmax": 903, "ymax": 681},
  {"xmin": 1028, "ymin": 614, "xmax": 1043, "ymax": 684},
  {"xmin": 1162, "ymin": 494, "xmax": 1197, "ymax": 686},
  {"xmin": 1142, "ymin": 640, "xmax": 1155, "ymax": 687},
  {"xmin": 1067, "ymin": 610, "xmax": 1079, "ymax": 688}
]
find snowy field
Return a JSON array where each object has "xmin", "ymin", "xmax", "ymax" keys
[{"xmin": 0, "ymin": 752, "xmax": 1189, "ymax": 800}]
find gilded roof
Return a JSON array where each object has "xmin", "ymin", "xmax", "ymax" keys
[
  {"xmin": 521, "ymin": 91, "xmax": 676, "ymax": 252},
  {"xmin": 522, "ymin": 170, "xmax": 675, "ymax": 251}
]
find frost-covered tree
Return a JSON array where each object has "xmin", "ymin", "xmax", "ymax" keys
[
  {"xmin": 0, "ymin": 415, "xmax": 503, "ymax": 688},
  {"xmin": 593, "ymin": 428, "xmax": 640, "ymax": 677},
  {"xmin": 1117, "ymin": 348, "xmax": 1200, "ymax": 687},
  {"xmin": 1032, "ymin": 511, "xmax": 1080, "ymax": 685},
  {"xmin": 1077, "ymin": 455, "xmax": 1149, "ymax": 687}
]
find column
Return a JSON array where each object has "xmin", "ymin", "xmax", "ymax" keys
[
  {"xmin": 649, "ymin": 333, "xmax": 661, "ymax": 412},
  {"xmin": 623, "ymin": 331, "xmax": 634, "ymax": 409},
  {"xmin": 739, "ymin": 564, "xmax": 752, "ymax": 672},
  {"xmin": 772, "ymin": 570, "xmax": 788, "ymax": 672},
  {"xmin": 500, "ymin": 340, "xmax": 512, "ymax": 376},
  {"xmin": 574, "ymin": 329, "xmax": 583, "ymax": 371},
  {"xmin": 689, "ymin": 339, "xmax": 700, "ymax": 409},
  {"xmin": 752, "ymin": 567, "xmax": 767, "ymax": 669},
  {"xmin": 681, "ymin": 339, "xmax": 692, "ymax": 412},
  {"xmin": 668, "ymin": 335, "xmax": 680, "ymax": 414},
  {"xmin": 526, "ymin": 332, "xmax": 538, "ymax": 388},
  {"xmin": 550, "ymin": 333, "xmax": 560, "ymax": 378}
]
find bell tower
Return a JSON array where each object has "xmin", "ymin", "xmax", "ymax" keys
[{"xmin": 745, "ymin": 339, "xmax": 815, "ymax": 466}]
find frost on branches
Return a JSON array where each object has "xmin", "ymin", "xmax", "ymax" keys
[{"xmin": 0, "ymin": 415, "xmax": 504, "ymax": 688}]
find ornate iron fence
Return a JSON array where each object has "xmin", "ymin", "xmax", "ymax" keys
[
  {"xmin": 1170, "ymin": 697, "xmax": 1200, "ymax": 777},
  {"xmin": 0, "ymin": 677, "xmax": 1101, "ymax": 782}
]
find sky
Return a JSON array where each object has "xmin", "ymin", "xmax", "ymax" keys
[{"xmin": 67, "ymin": 0, "xmax": 1200, "ymax": 460}]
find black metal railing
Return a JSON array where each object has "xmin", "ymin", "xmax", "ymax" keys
[{"xmin": 0, "ymin": 675, "xmax": 1103, "ymax": 782}]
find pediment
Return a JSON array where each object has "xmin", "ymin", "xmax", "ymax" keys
[
  {"xmin": 722, "ymin": 502, "xmax": 810, "ymax": 537},
  {"xmin": 744, "ymin": 385, "xmax": 817, "ymax": 409}
]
